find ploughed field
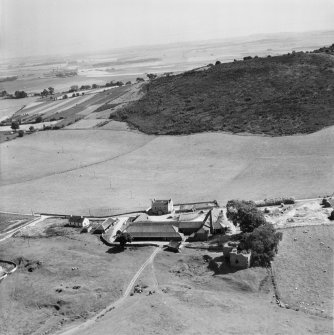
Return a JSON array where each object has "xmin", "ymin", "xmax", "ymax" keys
[
  {"xmin": 0, "ymin": 126, "xmax": 333, "ymax": 215},
  {"xmin": 111, "ymin": 52, "xmax": 334, "ymax": 136}
]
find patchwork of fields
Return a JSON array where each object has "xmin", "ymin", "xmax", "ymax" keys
[{"xmin": 0, "ymin": 126, "xmax": 333, "ymax": 216}]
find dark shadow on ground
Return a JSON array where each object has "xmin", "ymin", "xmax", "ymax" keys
[
  {"xmin": 205, "ymin": 254, "xmax": 239, "ymax": 275},
  {"xmin": 106, "ymin": 246, "xmax": 124, "ymax": 254}
]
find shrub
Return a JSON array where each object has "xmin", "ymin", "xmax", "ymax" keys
[
  {"xmin": 18, "ymin": 130, "xmax": 24, "ymax": 137},
  {"xmin": 215, "ymin": 61, "xmax": 221, "ymax": 65},
  {"xmin": 35, "ymin": 116, "xmax": 43, "ymax": 123},
  {"xmin": 226, "ymin": 199, "xmax": 267, "ymax": 233},
  {"xmin": 239, "ymin": 223, "xmax": 283, "ymax": 266},
  {"xmin": 115, "ymin": 231, "xmax": 132, "ymax": 249}
]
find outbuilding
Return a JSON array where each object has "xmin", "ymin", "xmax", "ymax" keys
[
  {"xmin": 68, "ymin": 216, "xmax": 90, "ymax": 228},
  {"xmin": 126, "ymin": 222, "xmax": 181, "ymax": 241},
  {"xmin": 94, "ymin": 218, "xmax": 116, "ymax": 234}
]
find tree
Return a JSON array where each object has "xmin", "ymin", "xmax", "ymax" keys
[
  {"xmin": 14, "ymin": 90, "xmax": 27, "ymax": 98},
  {"xmin": 136, "ymin": 77, "xmax": 145, "ymax": 83},
  {"xmin": 125, "ymin": 81, "xmax": 131, "ymax": 85},
  {"xmin": 63, "ymin": 94, "xmax": 68, "ymax": 99},
  {"xmin": 11, "ymin": 121, "xmax": 19, "ymax": 131},
  {"xmin": 92, "ymin": 84, "xmax": 98, "ymax": 89},
  {"xmin": 48, "ymin": 87, "xmax": 54, "ymax": 95},
  {"xmin": 215, "ymin": 61, "xmax": 221, "ymax": 65},
  {"xmin": 115, "ymin": 231, "xmax": 132, "ymax": 249},
  {"xmin": 226, "ymin": 199, "xmax": 266, "ymax": 233},
  {"xmin": 239, "ymin": 223, "xmax": 283, "ymax": 267},
  {"xmin": 29, "ymin": 126, "xmax": 35, "ymax": 132},
  {"xmin": 147, "ymin": 73, "xmax": 157, "ymax": 80},
  {"xmin": 69, "ymin": 85, "xmax": 78, "ymax": 92},
  {"xmin": 0, "ymin": 90, "xmax": 7, "ymax": 97},
  {"xmin": 35, "ymin": 116, "xmax": 43, "ymax": 123},
  {"xmin": 18, "ymin": 130, "xmax": 24, "ymax": 137},
  {"xmin": 41, "ymin": 89, "xmax": 49, "ymax": 97}
]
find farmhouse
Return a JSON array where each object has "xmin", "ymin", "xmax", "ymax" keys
[
  {"xmin": 68, "ymin": 216, "xmax": 89, "ymax": 228},
  {"xmin": 126, "ymin": 222, "xmax": 181, "ymax": 241},
  {"xmin": 151, "ymin": 199, "xmax": 174, "ymax": 215},
  {"xmin": 94, "ymin": 218, "xmax": 116, "ymax": 234}
]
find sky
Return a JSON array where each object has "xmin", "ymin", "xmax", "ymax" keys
[{"xmin": 1, "ymin": 0, "xmax": 334, "ymax": 58}]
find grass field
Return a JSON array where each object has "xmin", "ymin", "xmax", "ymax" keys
[
  {"xmin": 0, "ymin": 212, "xmax": 35, "ymax": 234},
  {"xmin": 74, "ymin": 247, "xmax": 333, "ymax": 335},
  {"xmin": 0, "ymin": 126, "xmax": 333, "ymax": 215},
  {"xmin": 274, "ymin": 225, "xmax": 334, "ymax": 318},
  {"xmin": 0, "ymin": 221, "xmax": 154, "ymax": 335}
]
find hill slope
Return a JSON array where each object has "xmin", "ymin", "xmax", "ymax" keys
[{"xmin": 111, "ymin": 51, "xmax": 334, "ymax": 136}]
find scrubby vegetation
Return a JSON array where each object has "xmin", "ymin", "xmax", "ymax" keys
[
  {"xmin": 226, "ymin": 200, "xmax": 267, "ymax": 233},
  {"xmin": 110, "ymin": 49, "xmax": 334, "ymax": 136},
  {"xmin": 226, "ymin": 199, "xmax": 282, "ymax": 267},
  {"xmin": 239, "ymin": 223, "xmax": 283, "ymax": 266}
]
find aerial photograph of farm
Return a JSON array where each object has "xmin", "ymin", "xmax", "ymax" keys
[{"xmin": 0, "ymin": 0, "xmax": 333, "ymax": 334}]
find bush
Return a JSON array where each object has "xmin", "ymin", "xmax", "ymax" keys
[
  {"xmin": 239, "ymin": 223, "xmax": 283, "ymax": 266},
  {"xmin": 226, "ymin": 199, "xmax": 267, "ymax": 233},
  {"xmin": 35, "ymin": 116, "xmax": 43, "ymax": 123},
  {"xmin": 18, "ymin": 130, "xmax": 24, "ymax": 137}
]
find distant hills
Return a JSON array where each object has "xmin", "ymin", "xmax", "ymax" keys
[{"xmin": 111, "ymin": 46, "xmax": 334, "ymax": 136}]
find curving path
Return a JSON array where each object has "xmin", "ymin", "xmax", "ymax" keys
[{"xmin": 57, "ymin": 246, "xmax": 161, "ymax": 335}]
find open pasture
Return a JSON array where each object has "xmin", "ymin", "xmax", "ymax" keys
[
  {"xmin": 0, "ymin": 125, "xmax": 333, "ymax": 215},
  {"xmin": 274, "ymin": 225, "xmax": 333, "ymax": 318}
]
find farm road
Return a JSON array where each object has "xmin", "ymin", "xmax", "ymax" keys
[
  {"xmin": 0, "ymin": 135, "xmax": 157, "ymax": 187},
  {"xmin": 57, "ymin": 246, "xmax": 161, "ymax": 335},
  {"xmin": 0, "ymin": 215, "xmax": 48, "ymax": 243}
]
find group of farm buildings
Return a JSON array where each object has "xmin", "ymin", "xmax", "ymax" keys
[{"xmin": 68, "ymin": 199, "xmax": 250, "ymax": 268}]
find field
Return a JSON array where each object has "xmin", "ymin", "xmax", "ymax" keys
[
  {"xmin": 0, "ymin": 125, "xmax": 333, "ymax": 216},
  {"xmin": 0, "ymin": 212, "xmax": 35, "ymax": 234},
  {"xmin": 69, "ymin": 247, "xmax": 332, "ymax": 335},
  {"xmin": 0, "ymin": 218, "xmax": 154, "ymax": 335},
  {"xmin": 274, "ymin": 225, "xmax": 333, "ymax": 318},
  {"xmin": 111, "ymin": 52, "xmax": 334, "ymax": 136}
]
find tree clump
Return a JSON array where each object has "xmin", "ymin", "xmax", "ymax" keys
[
  {"xmin": 115, "ymin": 230, "xmax": 132, "ymax": 249},
  {"xmin": 238, "ymin": 223, "xmax": 283, "ymax": 267},
  {"xmin": 226, "ymin": 200, "xmax": 266, "ymax": 233}
]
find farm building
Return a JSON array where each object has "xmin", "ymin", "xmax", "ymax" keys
[
  {"xmin": 126, "ymin": 222, "xmax": 181, "ymax": 241},
  {"xmin": 166, "ymin": 240, "xmax": 182, "ymax": 252},
  {"xmin": 94, "ymin": 218, "xmax": 116, "ymax": 234},
  {"xmin": 68, "ymin": 216, "xmax": 89, "ymax": 228},
  {"xmin": 178, "ymin": 212, "xmax": 208, "ymax": 235},
  {"xmin": 133, "ymin": 213, "xmax": 151, "ymax": 223},
  {"xmin": 151, "ymin": 199, "xmax": 174, "ymax": 215},
  {"xmin": 230, "ymin": 249, "xmax": 251, "ymax": 269},
  {"xmin": 187, "ymin": 226, "xmax": 209, "ymax": 241}
]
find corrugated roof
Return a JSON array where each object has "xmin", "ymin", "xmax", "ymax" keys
[
  {"xmin": 96, "ymin": 218, "xmax": 116, "ymax": 230},
  {"xmin": 178, "ymin": 212, "xmax": 203, "ymax": 222},
  {"xmin": 126, "ymin": 222, "xmax": 180, "ymax": 238},
  {"xmin": 134, "ymin": 213, "xmax": 151, "ymax": 223},
  {"xmin": 179, "ymin": 221, "xmax": 203, "ymax": 229}
]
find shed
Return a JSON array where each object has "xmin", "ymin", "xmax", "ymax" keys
[
  {"xmin": 167, "ymin": 240, "xmax": 182, "ymax": 252},
  {"xmin": 187, "ymin": 227, "xmax": 209, "ymax": 242},
  {"xmin": 178, "ymin": 221, "xmax": 204, "ymax": 235},
  {"xmin": 68, "ymin": 216, "xmax": 89, "ymax": 228},
  {"xmin": 94, "ymin": 218, "xmax": 116, "ymax": 234},
  {"xmin": 126, "ymin": 222, "xmax": 181, "ymax": 241}
]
